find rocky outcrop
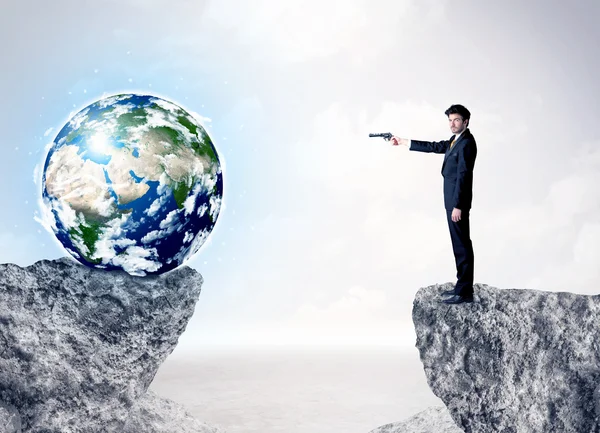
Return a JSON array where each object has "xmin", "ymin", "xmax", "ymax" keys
[
  {"xmin": 0, "ymin": 258, "xmax": 219, "ymax": 433},
  {"xmin": 0, "ymin": 390, "xmax": 224, "ymax": 433},
  {"xmin": 413, "ymin": 282, "xmax": 600, "ymax": 433},
  {"xmin": 123, "ymin": 390, "xmax": 224, "ymax": 433},
  {"xmin": 368, "ymin": 406, "xmax": 462, "ymax": 433}
]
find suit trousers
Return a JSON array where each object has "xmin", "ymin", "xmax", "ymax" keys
[{"xmin": 445, "ymin": 209, "xmax": 474, "ymax": 297}]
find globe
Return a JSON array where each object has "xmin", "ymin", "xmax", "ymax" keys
[{"xmin": 41, "ymin": 93, "xmax": 223, "ymax": 276}]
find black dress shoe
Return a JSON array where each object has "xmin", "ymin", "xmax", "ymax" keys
[
  {"xmin": 441, "ymin": 290, "xmax": 456, "ymax": 297},
  {"xmin": 442, "ymin": 295, "xmax": 474, "ymax": 304}
]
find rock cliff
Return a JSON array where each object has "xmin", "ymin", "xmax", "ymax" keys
[
  {"xmin": 0, "ymin": 258, "xmax": 221, "ymax": 433},
  {"xmin": 412, "ymin": 282, "xmax": 600, "ymax": 433}
]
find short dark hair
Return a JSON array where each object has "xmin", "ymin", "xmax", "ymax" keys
[{"xmin": 445, "ymin": 104, "xmax": 471, "ymax": 122}]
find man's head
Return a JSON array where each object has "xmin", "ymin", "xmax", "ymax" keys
[{"xmin": 445, "ymin": 104, "xmax": 471, "ymax": 135}]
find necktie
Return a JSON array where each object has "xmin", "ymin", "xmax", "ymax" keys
[{"xmin": 450, "ymin": 138, "xmax": 456, "ymax": 149}]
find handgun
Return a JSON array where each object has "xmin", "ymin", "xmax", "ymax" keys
[{"xmin": 369, "ymin": 132, "xmax": 393, "ymax": 141}]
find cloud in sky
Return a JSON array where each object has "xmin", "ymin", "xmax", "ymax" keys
[
  {"xmin": 263, "ymin": 285, "xmax": 409, "ymax": 346},
  {"xmin": 203, "ymin": 0, "xmax": 416, "ymax": 63},
  {"xmin": 185, "ymin": 285, "xmax": 410, "ymax": 347}
]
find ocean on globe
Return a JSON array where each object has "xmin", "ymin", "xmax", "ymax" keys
[{"xmin": 41, "ymin": 93, "xmax": 223, "ymax": 276}]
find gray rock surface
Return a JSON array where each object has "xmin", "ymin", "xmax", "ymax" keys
[
  {"xmin": 413, "ymin": 282, "xmax": 600, "ymax": 433},
  {"xmin": 0, "ymin": 390, "xmax": 225, "ymax": 433},
  {"xmin": 124, "ymin": 390, "xmax": 225, "ymax": 433},
  {"xmin": 0, "ymin": 258, "xmax": 212, "ymax": 433},
  {"xmin": 0, "ymin": 401, "xmax": 21, "ymax": 433},
  {"xmin": 368, "ymin": 406, "xmax": 462, "ymax": 433}
]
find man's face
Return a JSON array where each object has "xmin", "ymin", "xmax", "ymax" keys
[{"xmin": 448, "ymin": 114, "xmax": 467, "ymax": 135}]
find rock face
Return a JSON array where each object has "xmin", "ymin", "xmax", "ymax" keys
[
  {"xmin": 0, "ymin": 258, "xmax": 213, "ymax": 433},
  {"xmin": 0, "ymin": 401, "xmax": 21, "ymax": 433},
  {"xmin": 123, "ymin": 390, "xmax": 225, "ymax": 433},
  {"xmin": 369, "ymin": 406, "xmax": 462, "ymax": 433},
  {"xmin": 413, "ymin": 282, "xmax": 600, "ymax": 433}
]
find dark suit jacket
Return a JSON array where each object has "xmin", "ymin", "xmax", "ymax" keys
[{"xmin": 409, "ymin": 128, "xmax": 477, "ymax": 211}]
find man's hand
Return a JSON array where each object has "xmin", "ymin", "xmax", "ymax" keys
[
  {"xmin": 451, "ymin": 208, "xmax": 462, "ymax": 222},
  {"xmin": 390, "ymin": 136, "xmax": 409, "ymax": 146}
]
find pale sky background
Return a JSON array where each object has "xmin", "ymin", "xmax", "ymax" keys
[{"xmin": 1, "ymin": 0, "xmax": 600, "ymax": 352}]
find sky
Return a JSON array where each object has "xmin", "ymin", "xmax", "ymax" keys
[{"xmin": 1, "ymin": 0, "xmax": 600, "ymax": 351}]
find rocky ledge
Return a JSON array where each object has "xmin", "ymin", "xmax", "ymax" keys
[
  {"xmin": 412, "ymin": 282, "xmax": 600, "ymax": 433},
  {"xmin": 0, "ymin": 258, "xmax": 220, "ymax": 433}
]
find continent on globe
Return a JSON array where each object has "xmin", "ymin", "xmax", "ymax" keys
[{"xmin": 41, "ymin": 93, "xmax": 223, "ymax": 276}]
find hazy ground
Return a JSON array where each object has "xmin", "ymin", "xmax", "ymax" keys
[{"xmin": 150, "ymin": 345, "xmax": 442, "ymax": 433}]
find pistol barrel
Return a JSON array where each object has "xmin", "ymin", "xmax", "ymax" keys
[{"xmin": 369, "ymin": 132, "xmax": 393, "ymax": 140}]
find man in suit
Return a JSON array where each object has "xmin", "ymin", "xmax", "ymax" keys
[{"xmin": 391, "ymin": 104, "xmax": 477, "ymax": 304}]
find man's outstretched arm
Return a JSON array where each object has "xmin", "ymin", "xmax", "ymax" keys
[{"xmin": 391, "ymin": 136, "xmax": 449, "ymax": 154}]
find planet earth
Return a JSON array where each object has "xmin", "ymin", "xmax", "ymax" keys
[{"xmin": 41, "ymin": 93, "xmax": 223, "ymax": 276}]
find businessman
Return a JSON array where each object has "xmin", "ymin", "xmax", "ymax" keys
[{"xmin": 391, "ymin": 104, "xmax": 477, "ymax": 305}]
